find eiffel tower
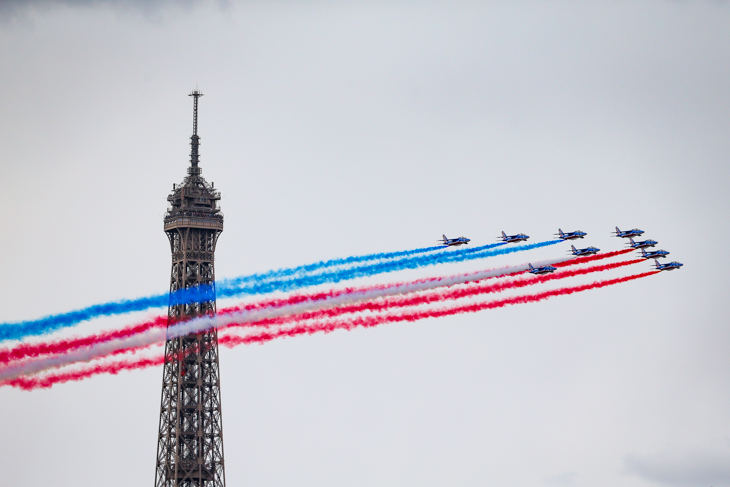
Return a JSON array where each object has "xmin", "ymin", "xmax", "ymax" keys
[{"xmin": 155, "ymin": 90, "xmax": 226, "ymax": 487}]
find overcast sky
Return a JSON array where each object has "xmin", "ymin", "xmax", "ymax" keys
[{"xmin": 1, "ymin": 1, "xmax": 729, "ymax": 486}]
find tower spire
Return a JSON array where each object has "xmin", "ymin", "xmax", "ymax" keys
[{"xmin": 188, "ymin": 89, "xmax": 203, "ymax": 175}]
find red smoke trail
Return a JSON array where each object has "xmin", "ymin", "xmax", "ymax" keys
[
  {"xmin": 6, "ymin": 355, "xmax": 166, "ymax": 391},
  {"xmin": 4, "ymin": 270, "xmax": 657, "ymax": 390},
  {"xmin": 0, "ymin": 256, "xmax": 640, "ymax": 367}
]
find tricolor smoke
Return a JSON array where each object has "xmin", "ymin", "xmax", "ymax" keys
[
  {"xmin": 231, "ymin": 258, "xmax": 646, "ymax": 326},
  {"xmin": 5, "ymin": 270, "xmax": 657, "ymax": 390},
  {"xmin": 0, "ymin": 251, "xmax": 634, "ymax": 368},
  {"xmin": 0, "ymin": 253, "xmax": 594, "ymax": 367},
  {"xmin": 0, "ymin": 256, "xmax": 641, "ymax": 382},
  {"xmin": 221, "ymin": 271, "xmax": 659, "ymax": 348},
  {"xmin": 0, "ymin": 244, "xmax": 447, "ymax": 342},
  {"xmin": 2, "ymin": 240, "xmax": 556, "ymax": 342}
]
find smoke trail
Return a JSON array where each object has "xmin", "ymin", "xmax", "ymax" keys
[
  {"xmin": 0, "ymin": 242, "xmax": 512, "ymax": 342},
  {"xmin": 0, "ymin": 294, "xmax": 169, "ymax": 343},
  {"xmin": 5, "ymin": 271, "xmax": 657, "ymax": 390},
  {"xmin": 0, "ymin": 255, "xmax": 571, "ymax": 367},
  {"xmin": 218, "ymin": 244, "xmax": 449, "ymax": 287},
  {"xmin": 0, "ymin": 257, "xmax": 638, "ymax": 381}
]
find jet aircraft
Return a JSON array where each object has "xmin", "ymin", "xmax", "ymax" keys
[
  {"xmin": 527, "ymin": 263, "xmax": 557, "ymax": 275},
  {"xmin": 640, "ymin": 248, "xmax": 670, "ymax": 259},
  {"xmin": 614, "ymin": 226, "xmax": 645, "ymax": 238},
  {"xmin": 570, "ymin": 245, "xmax": 600, "ymax": 256},
  {"xmin": 655, "ymin": 260, "xmax": 683, "ymax": 271},
  {"xmin": 499, "ymin": 231, "xmax": 529, "ymax": 243},
  {"xmin": 628, "ymin": 238, "xmax": 658, "ymax": 249},
  {"xmin": 439, "ymin": 234, "xmax": 470, "ymax": 246},
  {"xmin": 556, "ymin": 228, "xmax": 587, "ymax": 240}
]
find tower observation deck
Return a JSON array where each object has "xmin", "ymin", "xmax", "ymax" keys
[{"xmin": 155, "ymin": 90, "xmax": 226, "ymax": 487}]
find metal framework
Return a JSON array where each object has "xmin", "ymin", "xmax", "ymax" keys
[{"xmin": 155, "ymin": 90, "xmax": 226, "ymax": 487}]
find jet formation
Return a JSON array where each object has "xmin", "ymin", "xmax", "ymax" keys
[{"xmin": 437, "ymin": 225, "xmax": 682, "ymax": 271}]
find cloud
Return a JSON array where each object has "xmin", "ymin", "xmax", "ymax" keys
[
  {"xmin": 544, "ymin": 471, "xmax": 577, "ymax": 486},
  {"xmin": 0, "ymin": 0, "xmax": 224, "ymax": 25},
  {"xmin": 624, "ymin": 441, "xmax": 730, "ymax": 487}
]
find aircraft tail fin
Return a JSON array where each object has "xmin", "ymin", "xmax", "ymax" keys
[
  {"xmin": 571, "ymin": 245, "xmax": 577, "ymax": 253},
  {"xmin": 641, "ymin": 248, "xmax": 647, "ymax": 257},
  {"xmin": 558, "ymin": 228, "xmax": 564, "ymax": 236},
  {"xmin": 442, "ymin": 234, "xmax": 447, "ymax": 241},
  {"xmin": 502, "ymin": 231, "xmax": 507, "ymax": 238},
  {"xmin": 615, "ymin": 226, "xmax": 621, "ymax": 234},
  {"xmin": 629, "ymin": 238, "xmax": 635, "ymax": 245},
  {"xmin": 528, "ymin": 263, "xmax": 534, "ymax": 270}
]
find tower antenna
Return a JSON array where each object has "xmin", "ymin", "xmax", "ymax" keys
[{"xmin": 188, "ymin": 89, "xmax": 203, "ymax": 174}]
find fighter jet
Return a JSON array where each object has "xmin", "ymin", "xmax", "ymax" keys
[
  {"xmin": 439, "ymin": 234, "xmax": 470, "ymax": 247},
  {"xmin": 499, "ymin": 231, "xmax": 529, "ymax": 243},
  {"xmin": 628, "ymin": 238, "xmax": 658, "ymax": 249},
  {"xmin": 655, "ymin": 260, "xmax": 683, "ymax": 271},
  {"xmin": 527, "ymin": 263, "xmax": 557, "ymax": 275},
  {"xmin": 556, "ymin": 228, "xmax": 587, "ymax": 240},
  {"xmin": 640, "ymin": 248, "xmax": 670, "ymax": 259},
  {"xmin": 570, "ymin": 244, "xmax": 600, "ymax": 256},
  {"xmin": 614, "ymin": 226, "xmax": 645, "ymax": 238}
]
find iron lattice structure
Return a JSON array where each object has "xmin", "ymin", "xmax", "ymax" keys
[{"xmin": 155, "ymin": 90, "xmax": 226, "ymax": 487}]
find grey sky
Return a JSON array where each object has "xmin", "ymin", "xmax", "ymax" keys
[
  {"xmin": 0, "ymin": 1, "xmax": 729, "ymax": 486},
  {"xmin": 624, "ymin": 441, "xmax": 730, "ymax": 486}
]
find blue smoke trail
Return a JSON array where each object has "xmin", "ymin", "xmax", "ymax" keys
[
  {"xmin": 0, "ymin": 294, "xmax": 170, "ymax": 343},
  {"xmin": 226, "ymin": 244, "xmax": 446, "ymax": 285},
  {"xmin": 0, "ymin": 240, "xmax": 559, "ymax": 342},
  {"xmin": 219, "ymin": 242, "xmax": 502, "ymax": 289}
]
